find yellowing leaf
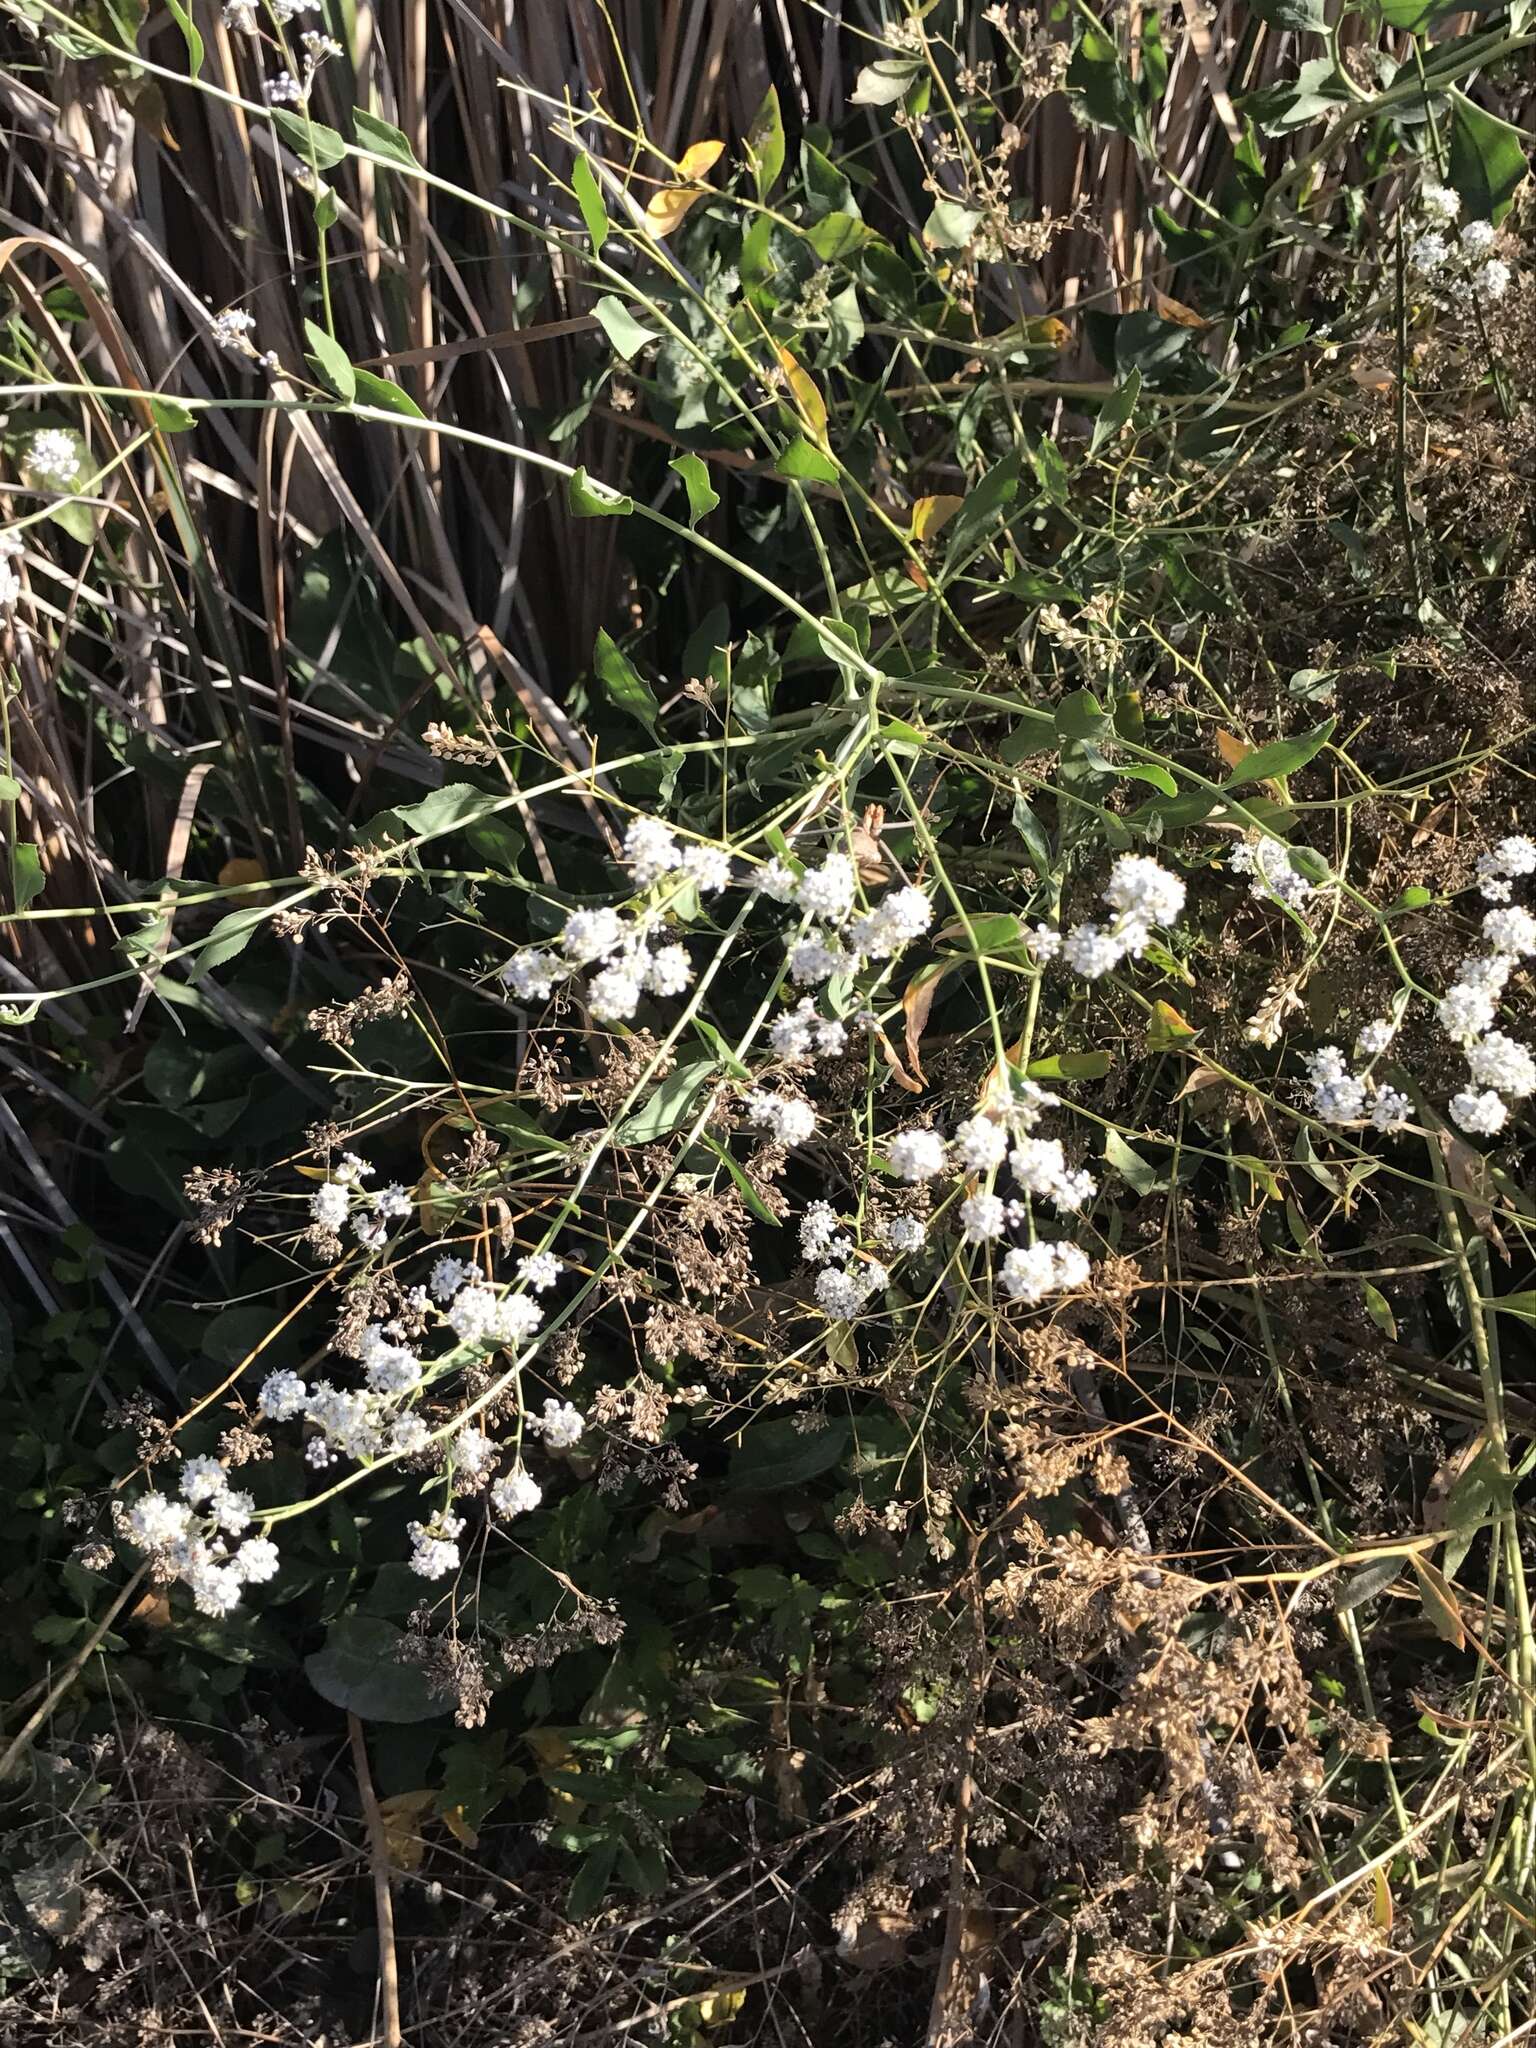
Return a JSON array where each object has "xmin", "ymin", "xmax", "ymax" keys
[
  {"xmin": 525, "ymin": 1728, "xmax": 586, "ymax": 1815},
  {"xmin": 1410, "ymin": 1554, "xmax": 1466, "ymax": 1650},
  {"xmin": 695, "ymin": 1986, "xmax": 748, "ymax": 2027},
  {"xmin": 218, "ymin": 856, "xmax": 268, "ymax": 889},
  {"xmin": 1150, "ymin": 288, "xmax": 1211, "ymax": 329},
  {"xmin": 646, "ymin": 185, "xmax": 711, "ymax": 235},
  {"xmin": 677, "ymin": 139, "xmax": 725, "ymax": 180},
  {"xmin": 378, "ymin": 1789, "xmax": 435, "ymax": 1872},
  {"xmin": 644, "ymin": 140, "xmax": 725, "ymax": 236},
  {"xmin": 441, "ymin": 1803, "xmax": 479, "ymax": 1849},
  {"xmin": 1215, "ymin": 729, "xmax": 1247, "ymax": 772},
  {"xmin": 1147, "ymin": 999, "xmax": 1198, "ymax": 1049},
  {"xmin": 1371, "ymin": 1864, "xmax": 1393, "ymax": 1929},
  {"xmin": 775, "ymin": 346, "xmax": 828, "ymax": 445},
  {"xmin": 1021, "ymin": 314, "xmax": 1070, "ymax": 351},
  {"xmin": 911, "ymin": 493, "xmax": 965, "ymax": 544}
]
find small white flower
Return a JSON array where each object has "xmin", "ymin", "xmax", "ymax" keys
[
  {"xmin": 387, "ymin": 1412, "xmax": 430, "ymax": 1456},
  {"xmin": 1483, "ymin": 905, "xmax": 1536, "ymax": 957},
  {"xmin": 187, "ymin": 1563, "xmax": 245, "ymax": 1617},
  {"xmin": 1460, "ymin": 219, "xmax": 1497, "ymax": 258},
  {"xmin": 1439, "ymin": 982, "xmax": 1498, "ymax": 1045},
  {"xmin": 1467, "ymin": 1032, "xmax": 1536, "ymax": 1099},
  {"xmin": 953, "ymin": 1115, "xmax": 1008, "ymax": 1175},
  {"xmin": 1450, "ymin": 1087, "xmax": 1508, "ymax": 1136},
  {"xmin": 877, "ymin": 1213, "xmax": 926, "ymax": 1253},
  {"xmin": 886, "ymin": 1127, "xmax": 947, "ymax": 1183},
  {"xmin": 1409, "ymin": 230, "xmax": 1450, "ymax": 276},
  {"xmin": 753, "ymin": 857, "xmax": 800, "ymax": 902},
  {"xmin": 682, "ymin": 843, "xmax": 732, "ymax": 893},
  {"xmin": 1475, "ymin": 257, "xmax": 1512, "ymax": 303},
  {"xmin": 491, "ymin": 1467, "xmax": 542, "ymax": 1517},
  {"xmin": 1369, "ymin": 1087, "xmax": 1412, "ymax": 1133},
  {"xmin": 518, "ymin": 1251, "xmax": 563, "ymax": 1291},
  {"xmin": 799, "ymin": 1201, "xmax": 842, "ymax": 1264},
  {"xmin": 258, "ymin": 1369, "xmax": 307, "ymax": 1420},
  {"xmin": 1103, "ymin": 854, "xmax": 1185, "ymax": 928},
  {"xmin": 532, "ymin": 1399, "xmax": 584, "ymax": 1449},
  {"xmin": 960, "ymin": 1192, "xmax": 1008, "ymax": 1243},
  {"xmin": 266, "ymin": 69, "xmax": 305, "ymax": 105},
  {"xmin": 501, "ymin": 949, "xmax": 563, "ymax": 1000},
  {"xmin": 787, "ymin": 934, "xmax": 851, "ymax": 985},
  {"xmin": 27, "ymin": 428, "xmax": 80, "ymax": 484},
  {"xmin": 587, "ymin": 962, "xmax": 644, "ymax": 1021},
  {"xmin": 747, "ymin": 1090, "xmax": 817, "ymax": 1147},
  {"xmin": 232, "ymin": 1536, "xmax": 280, "ymax": 1584},
  {"xmin": 430, "ymin": 1255, "xmax": 473, "ymax": 1302},
  {"xmin": 452, "ymin": 1425, "xmax": 495, "ymax": 1476},
  {"xmin": 124, "ymin": 1493, "xmax": 194, "ymax": 1553},
  {"xmin": 1420, "ymin": 181, "xmax": 1460, "ymax": 225},
  {"xmin": 1355, "ymin": 1018, "xmax": 1396, "ymax": 1058},
  {"xmin": 408, "ymin": 1513, "xmax": 464, "ymax": 1580},
  {"xmin": 998, "ymin": 1240, "xmax": 1088, "ymax": 1304},
  {"xmin": 560, "ymin": 907, "xmax": 625, "ymax": 964},
  {"xmin": 490, "ymin": 1294, "xmax": 544, "ymax": 1347},
  {"xmin": 361, "ymin": 1327, "xmax": 422, "ymax": 1397},
  {"xmin": 209, "ymin": 1487, "xmax": 255, "ymax": 1537},
  {"xmin": 179, "ymin": 1456, "xmax": 227, "ymax": 1506},
  {"xmin": 814, "ymin": 1266, "xmax": 867, "ymax": 1318},
  {"xmin": 1304, "ymin": 1046, "xmax": 1366, "ymax": 1124},
  {"xmin": 624, "ymin": 815, "xmax": 682, "ymax": 886},
  {"xmin": 1492, "ymin": 836, "xmax": 1536, "ymax": 877},
  {"xmin": 1027, "ymin": 924, "xmax": 1062, "ymax": 962},
  {"xmin": 309, "ymin": 1181, "xmax": 350, "ymax": 1229},
  {"xmin": 1062, "ymin": 922, "xmax": 1124, "ymax": 979},
  {"xmin": 642, "ymin": 943, "xmax": 693, "ymax": 997},
  {"xmin": 797, "ymin": 852, "xmax": 857, "ymax": 923}
]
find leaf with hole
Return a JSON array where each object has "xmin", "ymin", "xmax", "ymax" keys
[{"xmin": 568, "ymin": 467, "xmax": 633, "ymax": 517}]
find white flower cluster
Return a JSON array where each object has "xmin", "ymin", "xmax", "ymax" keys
[
  {"xmin": 754, "ymin": 847, "xmax": 933, "ymax": 986},
  {"xmin": 844, "ymin": 1079, "xmax": 1097, "ymax": 1309},
  {"xmin": 1440, "ymin": 889, "xmax": 1536, "ymax": 1137},
  {"xmin": 123, "ymin": 1458, "xmax": 279, "ymax": 1618},
  {"xmin": 1062, "ymin": 856, "xmax": 1186, "ymax": 980},
  {"xmin": 1303, "ymin": 1046, "xmax": 1411, "ymax": 1133},
  {"xmin": 1475, "ymin": 834, "xmax": 1536, "ymax": 904},
  {"xmin": 211, "ymin": 306, "xmax": 279, "ymax": 372},
  {"xmin": 769, "ymin": 997, "xmax": 847, "ymax": 1060},
  {"xmin": 747, "ymin": 1088, "xmax": 817, "ymax": 1147},
  {"xmin": 500, "ymin": 818, "xmax": 728, "ymax": 1021},
  {"xmin": 1408, "ymin": 182, "xmax": 1513, "ymax": 305},
  {"xmin": 1229, "ymin": 836, "xmax": 1315, "ymax": 911},
  {"xmin": 223, "ymin": 0, "xmax": 323, "ymax": 23},
  {"xmin": 26, "ymin": 429, "xmax": 80, "ymax": 485},
  {"xmin": 308, "ymin": 1154, "xmax": 413, "ymax": 1250}
]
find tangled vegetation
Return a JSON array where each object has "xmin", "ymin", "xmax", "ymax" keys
[{"xmin": 2, "ymin": 1, "xmax": 1536, "ymax": 2042}]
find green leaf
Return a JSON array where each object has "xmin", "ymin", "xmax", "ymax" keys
[
  {"xmin": 700, "ymin": 1133, "xmax": 782, "ymax": 1227},
  {"xmin": 1336, "ymin": 1553, "xmax": 1404, "ymax": 1613},
  {"xmin": 305, "ymin": 1616, "xmax": 447, "ymax": 1723},
  {"xmin": 727, "ymin": 1417, "xmax": 852, "ymax": 1491},
  {"xmin": 1089, "ymin": 367, "xmax": 1141, "ymax": 455},
  {"xmin": 593, "ymin": 627, "xmax": 660, "ymax": 737},
  {"xmin": 371, "ymin": 784, "xmax": 512, "ymax": 844},
  {"xmin": 571, "ymin": 154, "xmax": 609, "ymax": 254},
  {"xmin": 775, "ymin": 435, "xmax": 840, "ymax": 484},
  {"xmin": 614, "ymin": 1057, "xmax": 716, "ymax": 1144},
  {"xmin": 187, "ymin": 902, "xmax": 272, "ymax": 980},
  {"xmin": 568, "ymin": 466, "xmax": 633, "ymax": 517},
  {"xmin": 270, "ymin": 109, "xmax": 349, "ymax": 169},
  {"xmin": 668, "ymin": 452, "xmax": 720, "ymax": 527},
  {"xmin": 352, "ymin": 367, "xmax": 426, "ymax": 419},
  {"xmin": 592, "ymin": 295, "xmax": 659, "ymax": 363},
  {"xmin": 1104, "ymin": 1129, "xmax": 1161, "ymax": 1194},
  {"xmin": 1483, "ymin": 1292, "xmax": 1536, "ymax": 1321},
  {"xmin": 566, "ymin": 1839, "xmax": 619, "ymax": 1919},
  {"xmin": 946, "ymin": 454, "xmax": 1020, "ymax": 559},
  {"xmin": 807, "ymin": 213, "xmax": 874, "ymax": 261},
  {"xmin": 850, "ymin": 58, "xmax": 922, "ymax": 106},
  {"xmin": 1221, "ymin": 717, "xmax": 1334, "ymax": 787},
  {"xmin": 923, "ymin": 198, "xmax": 981, "ymax": 248},
  {"xmin": 1025, "ymin": 1050, "xmax": 1113, "ymax": 1081},
  {"xmin": 1067, "ymin": 27, "xmax": 1142, "ymax": 141},
  {"xmin": 353, "ymin": 107, "xmax": 420, "ymax": 170},
  {"xmin": 998, "ymin": 710, "xmax": 1057, "ymax": 761},
  {"xmin": 1055, "ymin": 690, "xmax": 1107, "ymax": 741},
  {"xmin": 1448, "ymin": 92, "xmax": 1527, "ymax": 222},
  {"xmin": 302, "ymin": 318, "xmax": 356, "ymax": 403},
  {"xmin": 745, "ymin": 86, "xmax": 786, "ymax": 198},
  {"xmin": 165, "ymin": 0, "xmax": 203, "ymax": 73},
  {"xmin": 11, "ymin": 841, "xmax": 45, "ymax": 912},
  {"xmin": 147, "ymin": 394, "xmax": 196, "ymax": 433}
]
